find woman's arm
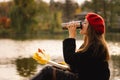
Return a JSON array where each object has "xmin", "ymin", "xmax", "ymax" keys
[
  {"xmin": 63, "ymin": 38, "xmax": 76, "ymax": 64},
  {"xmin": 63, "ymin": 21, "xmax": 78, "ymax": 65}
]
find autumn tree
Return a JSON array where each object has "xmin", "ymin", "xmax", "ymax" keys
[
  {"xmin": 81, "ymin": 0, "xmax": 120, "ymax": 32},
  {"xmin": 9, "ymin": 0, "xmax": 38, "ymax": 38},
  {"xmin": 63, "ymin": 0, "xmax": 79, "ymax": 22}
]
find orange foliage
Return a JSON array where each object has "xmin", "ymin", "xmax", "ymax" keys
[{"xmin": 0, "ymin": 17, "xmax": 11, "ymax": 28}]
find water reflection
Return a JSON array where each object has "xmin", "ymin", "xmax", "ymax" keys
[
  {"xmin": 111, "ymin": 55, "xmax": 120, "ymax": 80},
  {"xmin": 0, "ymin": 39, "xmax": 120, "ymax": 80},
  {"xmin": 15, "ymin": 57, "xmax": 38, "ymax": 79},
  {"xmin": 0, "ymin": 55, "xmax": 120, "ymax": 80}
]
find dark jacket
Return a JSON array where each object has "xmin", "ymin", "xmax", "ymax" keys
[{"xmin": 63, "ymin": 38, "xmax": 110, "ymax": 80}]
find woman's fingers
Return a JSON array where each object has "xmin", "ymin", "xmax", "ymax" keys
[
  {"xmin": 66, "ymin": 21, "xmax": 77, "ymax": 29},
  {"xmin": 66, "ymin": 21, "xmax": 77, "ymax": 38}
]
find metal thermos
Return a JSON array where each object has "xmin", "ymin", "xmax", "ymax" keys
[{"xmin": 61, "ymin": 21, "xmax": 82, "ymax": 30}]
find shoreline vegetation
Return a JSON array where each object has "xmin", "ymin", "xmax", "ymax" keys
[
  {"xmin": 0, "ymin": 0, "xmax": 120, "ymax": 41},
  {"xmin": 0, "ymin": 32, "xmax": 120, "ymax": 42}
]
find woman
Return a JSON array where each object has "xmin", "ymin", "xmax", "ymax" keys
[
  {"xmin": 32, "ymin": 12, "xmax": 110, "ymax": 80},
  {"xmin": 63, "ymin": 12, "xmax": 110, "ymax": 80}
]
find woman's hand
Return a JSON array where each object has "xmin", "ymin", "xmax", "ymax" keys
[{"xmin": 67, "ymin": 21, "xmax": 77, "ymax": 38}]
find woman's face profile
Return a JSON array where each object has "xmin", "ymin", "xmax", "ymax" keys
[{"xmin": 80, "ymin": 19, "xmax": 89, "ymax": 35}]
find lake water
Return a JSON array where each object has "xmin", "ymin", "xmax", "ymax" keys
[{"xmin": 0, "ymin": 39, "xmax": 120, "ymax": 80}]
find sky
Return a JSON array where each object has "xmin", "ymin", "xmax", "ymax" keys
[
  {"xmin": 0, "ymin": 0, "xmax": 88, "ymax": 5},
  {"xmin": 43, "ymin": 0, "xmax": 86, "ymax": 5},
  {"xmin": 0, "ymin": 0, "xmax": 10, "ymax": 2}
]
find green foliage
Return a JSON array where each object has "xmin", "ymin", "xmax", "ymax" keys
[
  {"xmin": 36, "ymin": 1, "xmax": 51, "ymax": 29},
  {"xmin": 36, "ymin": 1, "xmax": 63, "ymax": 33},
  {"xmin": 50, "ymin": 11, "xmax": 62, "ymax": 33},
  {"xmin": 15, "ymin": 57, "xmax": 38, "ymax": 77},
  {"xmin": 0, "ymin": 0, "xmax": 80, "ymax": 39},
  {"xmin": 63, "ymin": 0, "xmax": 78, "ymax": 22},
  {"xmin": 1, "ymin": 0, "xmax": 119, "ymax": 39},
  {"xmin": 0, "ymin": 28, "xmax": 12, "ymax": 38},
  {"xmin": 81, "ymin": 0, "xmax": 120, "ymax": 32},
  {"xmin": 9, "ymin": 0, "xmax": 38, "ymax": 38}
]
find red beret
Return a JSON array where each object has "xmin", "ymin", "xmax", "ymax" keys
[{"xmin": 86, "ymin": 13, "xmax": 105, "ymax": 34}]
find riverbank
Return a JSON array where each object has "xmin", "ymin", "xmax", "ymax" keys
[{"xmin": 0, "ymin": 31, "xmax": 120, "ymax": 41}]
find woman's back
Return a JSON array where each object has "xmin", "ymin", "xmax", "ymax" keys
[
  {"xmin": 70, "ymin": 54, "xmax": 110, "ymax": 80},
  {"xmin": 63, "ymin": 38, "xmax": 110, "ymax": 80}
]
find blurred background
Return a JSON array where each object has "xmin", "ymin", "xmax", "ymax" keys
[{"xmin": 0, "ymin": 0, "xmax": 120, "ymax": 80}]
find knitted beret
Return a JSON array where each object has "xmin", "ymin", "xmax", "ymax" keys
[{"xmin": 86, "ymin": 13, "xmax": 105, "ymax": 34}]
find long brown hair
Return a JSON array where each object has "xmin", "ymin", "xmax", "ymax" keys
[{"xmin": 77, "ymin": 25, "xmax": 110, "ymax": 61}]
